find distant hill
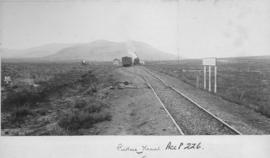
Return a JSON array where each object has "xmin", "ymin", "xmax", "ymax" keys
[
  {"xmin": 1, "ymin": 43, "xmax": 76, "ymax": 58},
  {"xmin": 45, "ymin": 40, "xmax": 127, "ymax": 61},
  {"xmin": 23, "ymin": 43, "xmax": 77, "ymax": 58},
  {"xmin": 218, "ymin": 55, "xmax": 270, "ymax": 63},
  {"xmin": 45, "ymin": 40, "xmax": 177, "ymax": 61},
  {"xmin": 1, "ymin": 40, "xmax": 177, "ymax": 61},
  {"xmin": 0, "ymin": 48, "xmax": 21, "ymax": 58}
]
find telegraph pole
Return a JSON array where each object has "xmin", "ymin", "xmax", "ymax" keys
[
  {"xmin": 177, "ymin": 48, "xmax": 180, "ymax": 64},
  {"xmin": 177, "ymin": 0, "xmax": 180, "ymax": 65}
]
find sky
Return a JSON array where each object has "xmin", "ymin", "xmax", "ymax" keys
[{"xmin": 1, "ymin": 0, "xmax": 270, "ymax": 58}]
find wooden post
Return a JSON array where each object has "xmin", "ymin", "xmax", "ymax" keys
[
  {"xmin": 214, "ymin": 66, "xmax": 217, "ymax": 93},
  {"xmin": 203, "ymin": 66, "xmax": 206, "ymax": 89},
  {"xmin": 196, "ymin": 75, "xmax": 200, "ymax": 88},
  {"xmin": 208, "ymin": 66, "xmax": 211, "ymax": 92}
]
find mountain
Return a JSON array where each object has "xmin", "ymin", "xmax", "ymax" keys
[
  {"xmin": 22, "ymin": 43, "xmax": 77, "ymax": 58},
  {"xmin": 1, "ymin": 40, "xmax": 177, "ymax": 61},
  {"xmin": 1, "ymin": 43, "xmax": 76, "ymax": 58},
  {"xmin": 0, "ymin": 48, "xmax": 21, "ymax": 58},
  {"xmin": 45, "ymin": 40, "xmax": 177, "ymax": 61}
]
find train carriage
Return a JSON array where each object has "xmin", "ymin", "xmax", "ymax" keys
[{"xmin": 122, "ymin": 56, "xmax": 133, "ymax": 67}]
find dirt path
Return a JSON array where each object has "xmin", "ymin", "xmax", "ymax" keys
[{"xmin": 95, "ymin": 67, "xmax": 179, "ymax": 135}]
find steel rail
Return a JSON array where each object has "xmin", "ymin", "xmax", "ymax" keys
[
  {"xmin": 125, "ymin": 68, "xmax": 185, "ymax": 135},
  {"xmin": 142, "ymin": 75, "xmax": 185, "ymax": 135}
]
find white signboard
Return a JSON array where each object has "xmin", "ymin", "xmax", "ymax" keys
[{"xmin": 203, "ymin": 58, "xmax": 216, "ymax": 66}]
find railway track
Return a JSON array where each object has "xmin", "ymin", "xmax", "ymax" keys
[
  {"xmin": 138, "ymin": 67, "xmax": 242, "ymax": 135},
  {"xmin": 142, "ymin": 75, "xmax": 185, "ymax": 135}
]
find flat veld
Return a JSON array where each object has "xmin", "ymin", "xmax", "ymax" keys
[
  {"xmin": 146, "ymin": 57, "xmax": 270, "ymax": 118},
  {"xmin": 1, "ymin": 57, "xmax": 270, "ymax": 135},
  {"xmin": 1, "ymin": 61, "xmax": 116, "ymax": 135}
]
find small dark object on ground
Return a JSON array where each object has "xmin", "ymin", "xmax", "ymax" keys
[
  {"xmin": 36, "ymin": 108, "xmax": 47, "ymax": 115},
  {"xmin": 10, "ymin": 107, "xmax": 34, "ymax": 124}
]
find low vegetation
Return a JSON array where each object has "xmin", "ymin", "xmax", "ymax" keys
[
  {"xmin": 146, "ymin": 58, "xmax": 270, "ymax": 117},
  {"xmin": 58, "ymin": 98, "xmax": 111, "ymax": 134},
  {"xmin": 1, "ymin": 61, "xmax": 115, "ymax": 135}
]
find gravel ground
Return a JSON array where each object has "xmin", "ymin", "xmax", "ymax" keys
[
  {"xmin": 134, "ymin": 67, "xmax": 238, "ymax": 135},
  {"xmin": 94, "ymin": 67, "xmax": 180, "ymax": 135},
  {"xmin": 143, "ymin": 66, "xmax": 270, "ymax": 134}
]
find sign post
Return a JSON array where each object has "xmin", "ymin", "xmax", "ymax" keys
[
  {"xmin": 214, "ymin": 66, "xmax": 217, "ymax": 93},
  {"xmin": 209, "ymin": 66, "xmax": 211, "ymax": 92},
  {"xmin": 203, "ymin": 66, "xmax": 206, "ymax": 89},
  {"xmin": 202, "ymin": 58, "xmax": 217, "ymax": 93}
]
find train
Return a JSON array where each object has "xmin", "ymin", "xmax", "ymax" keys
[
  {"xmin": 133, "ymin": 57, "xmax": 140, "ymax": 65},
  {"xmin": 122, "ymin": 56, "xmax": 133, "ymax": 67},
  {"xmin": 121, "ymin": 56, "xmax": 142, "ymax": 67}
]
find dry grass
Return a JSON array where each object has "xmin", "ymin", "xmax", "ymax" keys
[
  {"xmin": 58, "ymin": 98, "xmax": 111, "ymax": 134},
  {"xmin": 1, "ymin": 61, "xmax": 115, "ymax": 135},
  {"xmin": 146, "ymin": 58, "xmax": 270, "ymax": 117}
]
